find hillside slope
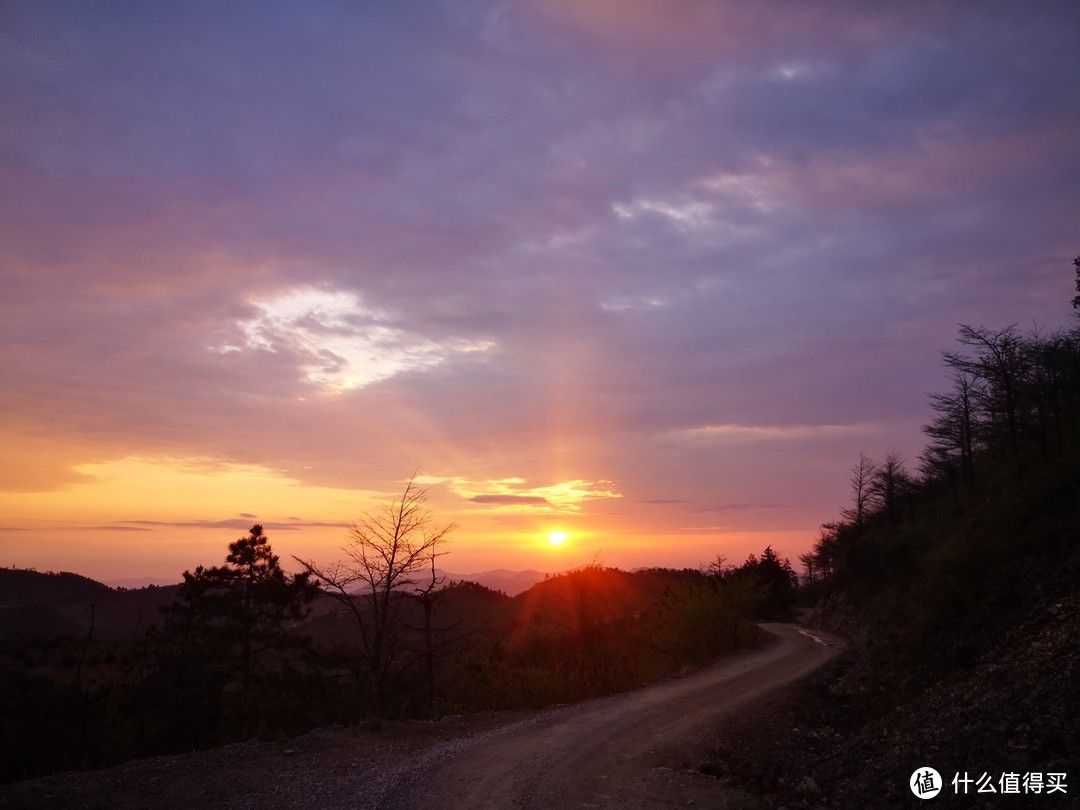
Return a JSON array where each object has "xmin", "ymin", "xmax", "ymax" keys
[
  {"xmin": 705, "ymin": 568, "xmax": 1079, "ymax": 807},
  {"xmin": 0, "ymin": 569, "xmax": 176, "ymax": 640},
  {"xmin": 702, "ymin": 322, "xmax": 1080, "ymax": 806}
]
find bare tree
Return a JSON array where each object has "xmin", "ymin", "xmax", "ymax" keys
[
  {"xmin": 869, "ymin": 450, "xmax": 913, "ymax": 524},
  {"xmin": 812, "ymin": 522, "xmax": 846, "ymax": 580},
  {"xmin": 705, "ymin": 554, "xmax": 729, "ymax": 579},
  {"xmin": 841, "ymin": 452, "xmax": 877, "ymax": 529},
  {"xmin": 295, "ymin": 474, "xmax": 454, "ymax": 711},
  {"xmin": 923, "ymin": 370, "xmax": 979, "ymax": 492},
  {"xmin": 944, "ymin": 324, "xmax": 1030, "ymax": 461},
  {"xmin": 407, "ymin": 551, "xmax": 448, "ymax": 709}
]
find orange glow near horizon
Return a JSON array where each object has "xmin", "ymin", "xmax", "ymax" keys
[{"xmin": 0, "ymin": 452, "xmax": 816, "ymax": 585}]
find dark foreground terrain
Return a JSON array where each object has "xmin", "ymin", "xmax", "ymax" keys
[
  {"xmin": 3, "ymin": 589, "xmax": 1076, "ymax": 809},
  {"xmin": 0, "ymin": 623, "xmax": 842, "ymax": 809}
]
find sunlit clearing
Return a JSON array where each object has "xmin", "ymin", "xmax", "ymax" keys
[{"xmin": 547, "ymin": 531, "xmax": 569, "ymax": 546}]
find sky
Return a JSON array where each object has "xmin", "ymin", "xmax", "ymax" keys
[{"xmin": 2, "ymin": 0, "xmax": 1079, "ymax": 584}]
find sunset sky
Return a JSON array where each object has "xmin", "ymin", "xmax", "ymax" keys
[{"xmin": 2, "ymin": 1, "xmax": 1079, "ymax": 584}]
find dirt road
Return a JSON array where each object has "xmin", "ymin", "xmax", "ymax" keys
[
  {"xmin": 389, "ymin": 623, "xmax": 845, "ymax": 810},
  {"xmin": 0, "ymin": 623, "xmax": 842, "ymax": 809}
]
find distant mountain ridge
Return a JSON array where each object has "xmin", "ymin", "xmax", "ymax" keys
[
  {"xmin": 0, "ymin": 568, "xmax": 177, "ymax": 639},
  {"xmin": 105, "ymin": 576, "xmax": 182, "ymax": 589},
  {"xmin": 0, "ymin": 566, "xmax": 550, "ymax": 639},
  {"xmin": 439, "ymin": 568, "xmax": 548, "ymax": 596},
  {"xmin": 103, "ymin": 568, "xmax": 551, "ymax": 597}
]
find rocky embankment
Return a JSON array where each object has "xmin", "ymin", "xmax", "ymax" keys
[{"xmin": 703, "ymin": 590, "xmax": 1080, "ymax": 808}]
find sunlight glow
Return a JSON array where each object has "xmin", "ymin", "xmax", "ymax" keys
[
  {"xmin": 547, "ymin": 530, "xmax": 569, "ymax": 546},
  {"xmin": 0, "ymin": 455, "xmax": 373, "ymax": 581},
  {"xmin": 58, "ymin": 457, "xmax": 363, "ymax": 520}
]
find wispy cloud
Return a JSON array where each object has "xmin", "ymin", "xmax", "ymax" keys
[
  {"xmin": 447, "ymin": 477, "xmax": 623, "ymax": 514},
  {"xmin": 693, "ymin": 503, "xmax": 780, "ymax": 515},
  {"xmin": 116, "ymin": 519, "xmax": 350, "ymax": 532},
  {"xmin": 214, "ymin": 287, "xmax": 496, "ymax": 392},
  {"xmin": 674, "ymin": 423, "xmax": 877, "ymax": 442},
  {"xmin": 469, "ymin": 494, "xmax": 551, "ymax": 506}
]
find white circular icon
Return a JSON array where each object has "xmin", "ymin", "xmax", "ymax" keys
[{"xmin": 910, "ymin": 767, "xmax": 942, "ymax": 799}]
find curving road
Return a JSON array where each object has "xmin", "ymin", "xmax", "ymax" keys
[{"xmin": 391, "ymin": 623, "xmax": 845, "ymax": 809}]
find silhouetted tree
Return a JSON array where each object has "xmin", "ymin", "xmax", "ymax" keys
[
  {"xmin": 170, "ymin": 525, "xmax": 317, "ymax": 692},
  {"xmin": 158, "ymin": 525, "xmax": 318, "ymax": 745},
  {"xmin": 406, "ymin": 552, "xmax": 451, "ymax": 709},
  {"xmin": 705, "ymin": 554, "xmax": 729, "ymax": 579},
  {"xmin": 295, "ymin": 474, "xmax": 454, "ymax": 713},
  {"xmin": 1022, "ymin": 324, "xmax": 1080, "ymax": 458},
  {"xmin": 869, "ymin": 450, "xmax": 913, "ymax": 524},
  {"xmin": 656, "ymin": 573, "xmax": 762, "ymax": 663},
  {"xmin": 923, "ymin": 371, "xmax": 979, "ymax": 492},
  {"xmin": 735, "ymin": 546, "xmax": 798, "ymax": 618},
  {"xmin": 842, "ymin": 452, "xmax": 877, "ymax": 529},
  {"xmin": 944, "ymin": 324, "xmax": 1029, "ymax": 462},
  {"xmin": 1071, "ymin": 254, "xmax": 1080, "ymax": 310},
  {"xmin": 811, "ymin": 523, "xmax": 846, "ymax": 580}
]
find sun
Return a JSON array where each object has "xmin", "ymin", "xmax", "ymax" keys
[{"xmin": 547, "ymin": 530, "xmax": 569, "ymax": 547}]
